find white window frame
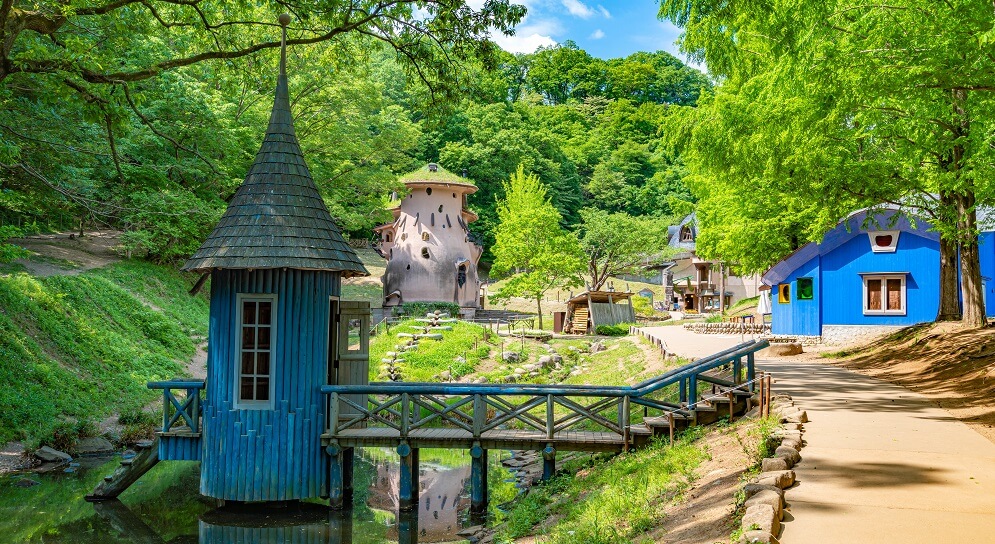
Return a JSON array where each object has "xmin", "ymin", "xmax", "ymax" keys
[
  {"xmin": 235, "ymin": 293, "xmax": 278, "ymax": 409},
  {"xmin": 862, "ymin": 274, "xmax": 906, "ymax": 316},
  {"xmin": 867, "ymin": 230, "xmax": 900, "ymax": 253}
]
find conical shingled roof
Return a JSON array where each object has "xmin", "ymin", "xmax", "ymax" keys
[{"xmin": 182, "ymin": 20, "xmax": 368, "ymax": 277}]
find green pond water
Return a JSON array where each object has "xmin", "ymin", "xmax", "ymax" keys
[{"xmin": 0, "ymin": 449, "xmax": 519, "ymax": 543}]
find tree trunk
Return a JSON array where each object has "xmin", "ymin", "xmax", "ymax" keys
[
  {"xmin": 957, "ymin": 195, "xmax": 987, "ymax": 328},
  {"xmin": 536, "ymin": 297, "xmax": 543, "ymax": 330},
  {"xmin": 937, "ymin": 235, "xmax": 961, "ymax": 321}
]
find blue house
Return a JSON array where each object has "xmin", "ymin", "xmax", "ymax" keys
[{"xmin": 762, "ymin": 208, "xmax": 994, "ymax": 342}]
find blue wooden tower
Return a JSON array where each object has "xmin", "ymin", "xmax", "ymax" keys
[{"xmin": 173, "ymin": 15, "xmax": 369, "ymax": 502}]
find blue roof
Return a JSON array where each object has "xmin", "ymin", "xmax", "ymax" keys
[{"xmin": 762, "ymin": 209, "xmax": 939, "ymax": 286}]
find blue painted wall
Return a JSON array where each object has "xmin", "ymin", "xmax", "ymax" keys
[
  {"xmin": 201, "ymin": 269, "xmax": 339, "ymax": 501},
  {"xmin": 981, "ymin": 232, "xmax": 995, "ymax": 317},
  {"xmin": 771, "ymin": 256, "xmax": 821, "ymax": 336},
  {"xmin": 160, "ymin": 435, "xmax": 201, "ymax": 461},
  {"xmin": 821, "ymin": 231, "xmax": 939, "ymax": 326}
]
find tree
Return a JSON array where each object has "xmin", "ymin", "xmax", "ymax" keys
[
  {"xmin": 661, "ymin": 0, "xmax": 995, "ymax": 327},
  {"xmin": 577, "ymin": 208, "xmax": 670, "ymax": 291},
  {"xmin": 490, "ymin": 165, "xmax": 584, "ymax": 328}
]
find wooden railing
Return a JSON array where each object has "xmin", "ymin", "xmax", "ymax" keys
[
  {"xmin": 147, "ymin": 380, "xmax": 205, "ymax": 434},
  {"xmin": 321, "ymin": 340, "xmax": 769, "ymax": 445}
]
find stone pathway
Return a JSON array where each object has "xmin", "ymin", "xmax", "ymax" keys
[
  {"xmin": 637, "ymin": 325, "xmax": 748, "ymax": 359},
  {"xmin": 760, "ymin": 359, "xmax": 995, "ymax": 544}
]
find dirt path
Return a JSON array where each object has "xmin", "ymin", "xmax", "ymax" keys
[
  {"xmin": 761, "ymin": 359, "xmax": 995, "ymax": 544},
  {"xmin": 10, "ymin": 230, "xmax": 123, "ymax": 276}
]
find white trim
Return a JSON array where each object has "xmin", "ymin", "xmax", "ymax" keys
[
  {"xmin": 867, "ymin": 230, "xmax": 900, "ymax": 253},
  {"xmin": 234, "ymin": 293, "xmax": 278, "ymax": 410},
  {"xmin": 862, "ymin": 274, "xmax": 906, "ymax": 316}
]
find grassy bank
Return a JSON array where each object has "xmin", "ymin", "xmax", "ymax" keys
[
  {"xmin": 498, "ymin": 429, "xmax": 709, "ymax": 544},
  {"xmin": 0, "ymin": 260, "xmax": 208, "ymax": 447},
  {"xmin": 370, "ymin": 319, "xmax": 495, "ymax": 381}
]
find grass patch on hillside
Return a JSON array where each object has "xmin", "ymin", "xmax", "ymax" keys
[
  {"xmin": 498, "ymin": 428, "xmax": 709, "ymax": 544},
  {"xmin": 0, "ymin": 260, "xmax": 209, "ymax": 447},
  {"xmin": 370, "ymin": 320, "xmax": 495, "ymax": 382}
]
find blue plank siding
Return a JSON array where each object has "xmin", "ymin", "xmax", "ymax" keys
[
  {"xmin": 159, "ymin": 435, "xmax": 202, "ymax": 461},
  {"xmin": 981, "ymin": 232, "xmax": 995, "ymax": 317},
  {"xmin": 771, "ymin": 256, "xmax": 821, "ymax": 336},
  {"xmin": 200, "ymin": 268, "xmax": 339, "ymax": 501},
  {"xmin": 821, "ymin": 231, "xmax": 939, "ymax": 326}
]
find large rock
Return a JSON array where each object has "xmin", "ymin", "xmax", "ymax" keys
[
  {"xmin": 739, "ymin": 530, "xmax": 780, "ymax": 544},
  {"xmin": 761, "ymin": 457, "xmax": 790, "ymax": 472},
  {"xmin": 743, "ymin": 483, "xmax": 784, "ymax": 501},
  {"xmin": 756, "ymin": 470, "xmax": 796, "ymax": 489},
  {"xmin": 783, "ymin": 410, "xmax": 809, "ymax": 424},
  {"xmin": 537, "ymin": 355, "xmax": 553, "ymax": 368},
  {"xmin": 502, "ymin": 352, "xmax": 521, "ymax": 363},
  {"xmin": 781, "ymin": 437, "xmax": 803, "ymax": 451},
  {"xmin": 775, "ymin": 446, "xmax": 802, "ymax": 466},
  {"xmin": 76, "ymin": 437, "xmax": 115, "ymax": 455},
  {"xmin": 35, "ymin": 446, "xmax": 71, "ymax": 463},
  {"xmin": 741, "ymin": 503, "xmax": 780, "ymax": 536},
  {"xmin": 746, "ymin": 489, "xmax": 784, "ymax": 520},
  {"xmin": 589, "ymin": 341, "xmax": 605, "ymax": 353},
  {"xmin": 764, "ymin": 343, "xmax": 803, "ymax": 356}
]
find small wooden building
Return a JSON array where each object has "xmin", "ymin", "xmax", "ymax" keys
[
  {"xmin": 564, "ymin": 291, "xmax": 636, "ymax": 334},
  {"xmin": 163, "ymin": 18, "xmax": 371, "ymax": 503}
]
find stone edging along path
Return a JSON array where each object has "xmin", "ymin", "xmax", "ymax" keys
[{"xmin": 738, "ymin": 394, "xmax": 808, "ymax": 544}]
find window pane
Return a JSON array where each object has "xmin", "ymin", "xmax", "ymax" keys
[
  {"xmin": 257, "ymin": 326, "xmax": 270, "ymax": 350},
  {"xmin": 256, "ymin": 378, "xmax": 270, "ymax": 401},
  {"xmin": 797, "ymin": 278, "xmax": 814, "ymax": 300},
  {"xmin": 243, "ymin": 301, "xmax": 256, "ymax": 325},
  {"xmin": 256, "ymin": 351, "xmax": 270, "ymax": 375},
  {"xmin": 347, "ymin": 318, "xmax": 362, "ymax": 351},
  {"xmin": 241, "ymin": 352, "xmax": 255, "ymax": 374},
  {"xmin": 242, "ymin": 326, "xmax": 255, "ymax": 349},
  {"xmin": 258, "ymin": 301, "xmax": 272, "ymax": 324},
  {"xmin": 240, "ymin": 378, "xmax": 254, "ymax": 401},
  {"xmin": 867, "ymin": 279, "xmax": 882, "ymax": 310},
  {"xmin": 887, "ymin": 279, "xmax": 902, "ymax": 310}
]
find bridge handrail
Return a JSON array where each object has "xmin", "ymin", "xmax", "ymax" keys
[{"xmin": 148, "ymin": 379, "xmax": 205, "ymax": 434}]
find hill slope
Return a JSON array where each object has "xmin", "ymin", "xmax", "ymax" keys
[{"xmin": 0, "ymin": 259, "xmax": 208, "ymax": 447}]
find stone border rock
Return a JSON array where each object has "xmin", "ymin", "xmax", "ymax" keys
[
  {"xmin": 738, "ymin": 393, "xmax": 807, "ymax": 544},
  {"xmin": 684, "ymin": 322, "xmax": 771, "ymax": 335}
]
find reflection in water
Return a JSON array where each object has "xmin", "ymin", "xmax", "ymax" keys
[{"xmin": 1, "ymin": 448, "xmax": 513, "ymax": 543}]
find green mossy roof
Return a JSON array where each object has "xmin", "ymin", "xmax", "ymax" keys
[{"xmin": 398, "ymin": 164, "xmax": 475, "ymax": 185}]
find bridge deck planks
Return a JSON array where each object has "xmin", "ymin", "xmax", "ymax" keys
[{"xmin": 321, "ymin": 428, "xmax": 626, "ymax": 452}]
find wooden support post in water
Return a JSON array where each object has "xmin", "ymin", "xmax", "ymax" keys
[
  {"xmin": 343, "ymin": 447, "xmax": 354, "ymax": 503},
  {"xmin": 542, "ymin": 444, "xmax": 556, "ymax": 481},
  {"xmin": 327, "ymin": 441, "xmax": 344, "ymax": 510},
  {"xmin": 398, "ymin": 442, "xmax": 419, "ymax": 511},
  {"xmin": 470, "ymin": 442, "xmax": 488, "ymax": 514}
]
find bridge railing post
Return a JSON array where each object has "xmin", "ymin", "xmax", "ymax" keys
[
  {"xmin": 733, "ymin": 357, "xmax": 742, "ymax": 385},
  {"xmin": 747, "ymin": 353, "xmax": 756, "ymax": 392},
  {"xmin": 546, "ymin": 394, "xmax": 554, "ymax": 440},
  {"xmin": 400, "ymin": 393, "xmax": 410, "ymax": 439},
  {"xmin": 329, "ymin": 392, "xmax": 339, "ymax": 436},
  {"xmin": 473, "ymin": 394, "xmax": 484, "ymax": 438},
  {"xmin": 688, "ymin": 374, "xmax": 698, "ymax": 410}
]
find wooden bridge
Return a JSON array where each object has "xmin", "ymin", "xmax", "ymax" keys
[
  {"xmin": 320, "ymin": 339, "xmax": 769, "ymax": 512},
  {"xmin": 97, "ymin": 339, "xmax": 769, "ymax": 512}
]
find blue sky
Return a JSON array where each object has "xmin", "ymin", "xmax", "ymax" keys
[{"xmin": 481, "ymin": 0, "xmax": 691, "ymax": 64}]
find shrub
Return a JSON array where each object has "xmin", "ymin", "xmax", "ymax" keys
[
  {"xmin": 0, "ymin": 225, "xmax": 28, "ymax": 263},
  {"xmin": 396, "ymin": 301, "xmax": 460, "ymax": 317},
  {"xmin": 595, "ymin": 323, "xmax": 633, "ymax": 336}
]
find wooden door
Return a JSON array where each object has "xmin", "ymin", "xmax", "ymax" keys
[{"xmin": 337, "ymin": 301, "xmax": 370, "ymax": 420}]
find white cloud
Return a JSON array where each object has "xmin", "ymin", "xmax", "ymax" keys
[
  {"xmin": 589, "ymin": 29, "xmax": 605, "ymax": 40},
  {"xmin": 597, "ymin": 4, "xmax": 611, "ymax": 18},
  {"xmin": 561, "ymin": 0, "xmax": 596, "ymax": 18},
  {"xmin": 491, "ymin": 31, "xmax": 558, "ymax": 53}
]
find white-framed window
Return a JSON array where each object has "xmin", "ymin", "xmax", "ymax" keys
[
  {"xmin": 862, "ymin": 274, "xmax": 906, "ymax": 315},
  {"xmin": 236, "ymin": 294, "xmax": 277, "ymax": 409},
  {"xmin": 867, "ymin": 231, "xmax": 900, "ymax": 253}
]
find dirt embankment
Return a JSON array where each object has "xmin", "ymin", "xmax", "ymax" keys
[{"xmin": 825, "ymin": 322, "xmax": 995, "ymax": 444}]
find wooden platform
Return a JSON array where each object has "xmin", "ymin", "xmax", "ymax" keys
[{"xmin": 322, "ymin": 427, "xmax": 629, "ymax": 452}]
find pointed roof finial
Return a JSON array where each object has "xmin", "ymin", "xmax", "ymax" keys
[{"xmin": 278, "ymin": 13, "xmax": 291, "ymax": 76}]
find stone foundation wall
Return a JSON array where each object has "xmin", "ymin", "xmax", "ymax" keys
[
  {"xmin": 819, "ymin": 324, "xmax": 904, "ymax": 346},
  {"xmin": 762, "ymin": 334, "xmax": 822, "ymax": 346},
  {"xmin": 683, "ymin": 322, "xmax": 771, "ymax": 335}
]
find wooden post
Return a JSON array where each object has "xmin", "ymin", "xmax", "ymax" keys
[
  {"xmin": 396, "ymin": 506, "xmax": 419, "ymax": 544},
  {"xmin": 727, "ymin": 391, "xmax": 735, "ymax": 422},
  {"xmin": 733, "ymin": 357, "xmax": 742, "ymax": 385},
  {"xmin": 668, "ymin": 412, "xmax": 675, "ymax": 446},
  {"xmin": 747, "ymin": 353, "xmax": 756, "ymax": 392},
  {"xmin": 343, "ymin": 447, "xmax": 354, "ymax": 504},
  {"xmin": 546, "ymin": 395, "xmax": 554, "ymax": 440},
  {"xmin": 473, "ymin": 394, "xmax": 485, "ymax": 439},
  {"xmin": 542, "ymin": 444, "xmax": 556, "ymax": 481},
  {"xmin": 470, "ymin": 442, "xmax": 488, "ymax": 514},
  {"xmin": 587, "ymin": 293, "xmax": 596, "ymax": 333},
  {"xmin": 329, "ymin": 392, "xmax": 340, "ymax": 436},
  {"xmin": 327, "ymin": 442, "xmax": 344, "ymax": 510},
  {"xmin": 688, "ymin": 374, "xmax": 698, "ymax": 410},
  {"xmin": 398, "ymin": 442, "xmax": 419, "ymax": 511},
  {"xmin": 622, "ymin": 395, "xmax": 631, "ymax": 452},
  {"xmin": 679, "ymin": 378, "xmax": 687, "ymax": 404},
  {"xmin": 400, "ymin": 393, "xmax": 410, "ymax": 439}
]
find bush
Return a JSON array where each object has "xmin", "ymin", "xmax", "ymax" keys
[
  {"xmin": 631, "ymin": 295, "xmax": 655, "ymax": 316},
  {"xmin": 0, "ymin": 225, "xmax": 28, "ymax": 263},
  {"xmin": 595, "ymin": 323, "xmax": 633, "ymax": 336},
  {"xmin": 396, "ymin": 301, "xmax": 460, "ymax": 318}
]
